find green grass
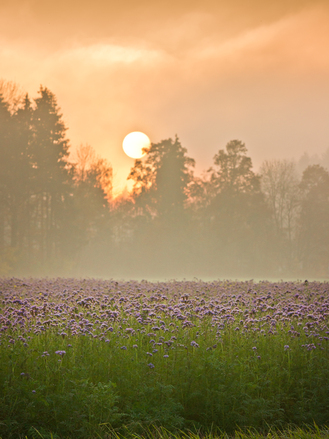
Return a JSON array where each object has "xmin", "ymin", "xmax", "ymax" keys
[{"xmin": 8, "ymin": 425, "xmax": 329, "ymax": 439}]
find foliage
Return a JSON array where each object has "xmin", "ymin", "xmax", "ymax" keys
[
  {"xmin": 188, "ymin": 140, "xmax": 272, "ymax": 276},
  {"xmin": 128, "ymin": 136, "xmax": 195, "ymax": 216},
  {"xmin": 208, "ymin": 140, "xmax": 260, "ymax": 196},
  {"xmin": 298, "ymin": 165, "xmax": 329, "ymax": 276},
  {"xmin": 260, "ymin": 160, "xmax": 300, "ymax": 239},
  {"xmin": 0, "ymin": 84, "xmax": 112, "ymax": 276}
]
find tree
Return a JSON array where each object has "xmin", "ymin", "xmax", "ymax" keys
[
  {"xmin": 0, "ymin": 87, "xmax": 32, "ymax": 273},
  {"xmin": 74, "ymin": 144, "xmax": 112, "ymax": 201},
  {"xmin": 29, "ymin": 86, "xmax": 71, "ymax": 266},
  {"xmin": 298, "ymin": 165, "xmax": 329, "ymax": 275},
  {"xmin": 72, "ymin": 144, "xmax": 113, "ymax": 241},
  {"xmin": 200, "ymin": 140, "xmax": 271, "ymax": 276},
  {"xmin": 0, "ymin": 93, "xmax": 14, "ymax": 261},
  {"xmin": 0, "ymin": 79, "xmax": 23, "ymax": 113},
  {"xmin": 205, "ymin": 140, "xmax": 261, "ymax": 216},
  {"xmin": 259, "ymin": 159, "xmax": 301, "ymax": 274},
  {"xmin": 208, "ymin": 140, "xmax": 260, "ymax": 195},
  {"xmin": 8, "ymin": 95, "xmax": 33, "ymax": 251},
  {"xmin": 260, "ymin": 160, "xmax": 300, "ymax": 239},
  {"xmin": 31, "ymin": 86, "xmax": 70, "ymax": 186},
  {"xmin": 117, "ymin": 137, "xmax": 196, "ymax": 277},
  {"xmin": 0, "ymin": 82, "xmax": 114, "ymax": 276},
  {"xmin": 128, "ymin": 136, "xmax": 195, "ymax": 217}
]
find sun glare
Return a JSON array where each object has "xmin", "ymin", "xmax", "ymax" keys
[{"xmin": 122, "ymin": 132, "xmax": 150, "ymax": 159}]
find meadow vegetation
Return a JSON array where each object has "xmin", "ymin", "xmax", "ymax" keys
[{"xmin": 0, "ymin": 277, "xmax": 328, "ymax": 439}]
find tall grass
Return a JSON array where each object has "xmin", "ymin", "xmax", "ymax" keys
[{"xmin": 0, "ymin": 278, "xmax": 328, "ymax": 438}]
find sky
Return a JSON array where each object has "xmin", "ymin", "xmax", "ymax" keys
[{"xmin": 1, "ymin": 0, "xmax": 329, "ymax": 196}]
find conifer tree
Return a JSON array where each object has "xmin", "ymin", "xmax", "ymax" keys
[{"xmin": 30, "ymin": 86, "xmax": 71, "ymax": 266}]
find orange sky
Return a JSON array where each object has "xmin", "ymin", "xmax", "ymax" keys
[{"xmin": 1, "ymin": 0, "xmax": 329, "ymax": 195}]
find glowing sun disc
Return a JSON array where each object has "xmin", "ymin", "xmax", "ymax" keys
[{"xmin": 123, "ymin": 132, "xmax": 150, "ymax": 159}]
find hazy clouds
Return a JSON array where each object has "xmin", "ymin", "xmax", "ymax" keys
[{"xmin": 1, "ymin": 0, "xmax": 329, "ymax": 194}]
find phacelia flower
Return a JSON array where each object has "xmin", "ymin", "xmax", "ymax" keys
[{"xmin": 55, "ymin": 350, "xmax": 66, "ymax": 357}]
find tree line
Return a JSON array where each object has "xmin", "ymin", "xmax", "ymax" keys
[{"xmin": 1, "ymin": 83, "xmax": 329, "ymax": 279}]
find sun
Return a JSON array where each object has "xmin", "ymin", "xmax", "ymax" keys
[{"xmin": 122, "ymin": 132, "xmax": 150, "ymax": 159}]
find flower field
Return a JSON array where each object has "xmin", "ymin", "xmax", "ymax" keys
[{"xmin": 0, "ymin": 277, "xmax": 329, "ymax": 439}]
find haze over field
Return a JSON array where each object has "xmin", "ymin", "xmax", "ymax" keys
[{"xmin": 1, "ymin": 0, "xmax": 329, "ymax": 194}]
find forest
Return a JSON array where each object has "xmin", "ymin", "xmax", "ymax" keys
[{"xmin": 1, "ymin": 82, "xmax": 329, "ymax": 279}]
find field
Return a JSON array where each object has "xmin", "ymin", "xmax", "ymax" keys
[{"xmin": 0, "ymin": 277, "xmax": 329, "ymax": 439}]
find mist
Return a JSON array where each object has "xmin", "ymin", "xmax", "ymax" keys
[{"xmin": 1, "ymin": 83, "xmax": 329, "ymax": 281}]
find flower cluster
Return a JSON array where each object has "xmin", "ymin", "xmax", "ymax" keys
[{"xmin": 0, "ymin": 277, "xmax": 328, "ymax": 364}]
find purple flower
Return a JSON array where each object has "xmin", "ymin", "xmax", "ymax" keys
[
  {"xmin": 190, "ymin": 341, "xmax": 199, "ymax": 348},
  {"xmin": 284, "ymin": 345, "xmax": 290, "ymax": 350},
  {"xmin": 147, "ymin": 363, "xmax": 155, "ymax": 368},
  {"xmin": 121, "ymin": 346, "xmax": 127, "ymax": 350},
  {"xmin": 55, "ymin": 350, "xmax": 66, "ymax": 357}
]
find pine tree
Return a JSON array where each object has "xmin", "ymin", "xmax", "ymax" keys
[
  {"xmin": 0, "ymin": 93, "xmax": 13, "ymax": 259},
  {"xmin": 30, "ymin": 86, "xmax": 71, "ymax": 267}
]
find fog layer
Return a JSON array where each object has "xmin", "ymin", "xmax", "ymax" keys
[{"xmin": 1, "ymin": 86, "xmax": 329, "ymax": 280}]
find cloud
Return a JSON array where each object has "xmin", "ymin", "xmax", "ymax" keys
[
  {"xmin": 188, "ymin": 4, "xmax": 329, "ymax": 78},
  {"xmin": 0, "ymin": 0, "xmax": 329, "ymax": 195},
  {"xmin": 59, "ymin": 43, "xmax": 165, "ymax": 66}
]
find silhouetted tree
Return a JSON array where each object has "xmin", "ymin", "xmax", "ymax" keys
[
  {"xmin": 208, "ymin": 140, "xmax": 260, "ymax": 195},
  {"xmin": 29, "ymin": 86, "xmax": 71, "ymax": 267},
  {"xmin": 200, "ymin": 140, "xmax": 271, "ymax": 275},
  {"xmin": 0, "ymin": 89, "xmax": 32, "ymax": 273},
  {"xmin": 0, "ymin": 84, "xmax": 115, "ymax": 275},
  {"xmin": 8, "ymin": 95, "xmax": 33, "ymax": 252},
  {"xmin": 0, "ymin": 80, "xmax": 23, "ymax": 113},
  {"xmin": 260, "ymin": 159, "xmax": 301, "ymax": 273},
  {"xmin": 298, "ymin": 165, "xmax": 329, "ymax": 276},
  {"xmin": 260, "ymin": 160, "xmax": 300, "ymax": 238},
  {"xmin": 122, "ymin": 137, "xmax": 196, "ymax": 276},
  {"xmin": 129, "ymin": 136, "xmax": 195, "ymax": 217},
  {"xmin": 73, "ymin": 144, "xmax": 112, "ymax": 241},
  {"xmin": 0, "ymin": 93, "xmax": 14, "ymax": 267}
]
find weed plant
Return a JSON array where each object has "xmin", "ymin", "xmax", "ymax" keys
[{"xmin": 0, "ymin": 278, "xmax": 328, "ymax": 438}]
